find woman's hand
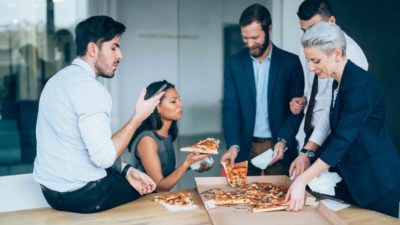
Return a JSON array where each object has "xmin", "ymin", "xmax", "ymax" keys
[
  {"xmin": 184, "ymin": 153, "xmax": 210, "ymax": 167},
  {"xmin": 126, "ymin": 167, "xmax": 156, "ymax": 195},
  {"xmin": 285, "ymin": 178, "xmax": 307, "ymax": 211}
]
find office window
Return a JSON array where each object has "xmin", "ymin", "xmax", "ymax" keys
[{"xmin": 0, "ymin": 0, "xmax": 88, "ymax": 176}]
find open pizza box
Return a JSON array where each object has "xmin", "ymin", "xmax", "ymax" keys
[{"xmin": 195, "ymin": 176, "xmax": 347, "ymax": 225}]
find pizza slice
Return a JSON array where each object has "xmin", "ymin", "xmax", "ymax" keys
[
  {"xmin": 251, "ymin": 201, "xmax": 289, "ymax": 213},
  {"xmin": 250, "ymin": 193, "xmax": 288, "ymax": 213},
  {"xmin": 247, "ymin": 182, "xmax": 287, "ymax": 195},
  {"xmin": 247, "ymin": 182, "xmax": 289, "ymax": 213},
  {"xmin": 154, "ymin": 192, "xmax": 194, "ymax": 206},
  {"xmin": 222, "ymin": 161, "xmax": 248, "ymax": 189},
  {"xmin": 181, "ymin": 138, "xmax": 220, "ymax": 154},
  {"xmin": 214, "ymin": 190, "xmax": 249, "ymax": 205}
]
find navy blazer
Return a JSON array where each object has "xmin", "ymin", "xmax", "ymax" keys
[
  {"xmin": 223, "ymin": 45, "xmax": 304, "ymax": 166},
  {"xmin": 320, "ymin": 60, "xmax": 400, "ymax": 206}
]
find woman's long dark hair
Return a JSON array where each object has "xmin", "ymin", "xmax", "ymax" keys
[{"xmin": 128, "ymin": 80, "xmax": 178, "ymax": 151}]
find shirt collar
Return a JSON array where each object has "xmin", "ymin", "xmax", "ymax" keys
[
  {"xmin": 251, "ymin": 44, "xmax": 273, "ymax": 63},
  {"xmin": 71, "ymin": 57, "xmax": 97, "ymax": 79}
]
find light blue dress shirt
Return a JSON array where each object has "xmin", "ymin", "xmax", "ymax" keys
[
  {"xmin": 33, "ymin": 58, "xmax": 117, "ymax": 192},
  {"xmin": 252, "ymin": 46, "xmax": 273, "ymax": 138}
]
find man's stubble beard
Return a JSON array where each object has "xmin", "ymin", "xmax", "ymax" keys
[
  {"xmin": 249, "ymin": 33, "xmax": 270, "ymax": 58},
  {"xmin": 94, "ymin": 55, "xmax": 115, "ymax": 79}
]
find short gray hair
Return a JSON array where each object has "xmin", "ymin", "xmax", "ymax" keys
[{"xmin": 301, "ymin": 21, "xmax": 346, "ymax": 55}]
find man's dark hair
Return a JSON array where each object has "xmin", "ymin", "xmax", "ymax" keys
[
  {"xmin": 75, "ymin": 15, "xmax": 126, "ymax": 56},
  {"xmin": 297, "ymin": 0, "xmax": 334, "ymax": 21},
  {"xmin": 239, "ymin": 4, "xmax": 272, "ymax": 33},
  {"xmin": 128, "ymin": 80, "xmax": 178, "ymax": 151}
]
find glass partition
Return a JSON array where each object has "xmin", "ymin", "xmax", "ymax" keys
[{"xmin": 0, "ymin": 0, "xmax": 88, "ymax": 175}]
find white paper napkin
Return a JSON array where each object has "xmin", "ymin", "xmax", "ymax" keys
[
  {"xmin": 319, "ymin": 199, "xmax": 351, "ymax": 211},
  {"xmin": 191, "ymin": 156, "xmax": 214, "ymax": 171},
  {"xmin": 204, "ymin": 199, "xmax": 217, "ymax": 209},
  {"xmin": 159, "ymin": 202, "xmax": 198, "ymax": 212},
  {"xmin": 250, "ymin": 149, "xmax": 274, "ymax": 170},
  {"xmin": 308, "ymin": 170, "xmax": 342, "ymax": 196}
]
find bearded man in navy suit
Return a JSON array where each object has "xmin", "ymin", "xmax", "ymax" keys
[{"xmin": 221, "ymin": 4, "xmax": 304, "ymax": 175}]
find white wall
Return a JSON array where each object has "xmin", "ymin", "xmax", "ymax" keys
[
  {"xmin": 271, "ymin": 0, "xmax": 305, "ymax": 71},
  {"xmin": 110, "ymin": 0, "xmax": 303, "ymax": 136},
  {"xmin": 113, "ymin": 0, "xmax": 179, "ymax": 131}
]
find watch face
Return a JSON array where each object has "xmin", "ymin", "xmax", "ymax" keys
[{"xmin": 301, "ymin": 149, "xmax": 315, "ymax": 158}]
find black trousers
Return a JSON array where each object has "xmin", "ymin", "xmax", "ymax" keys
[
  {"xmin": 247, "ymin": 138, "xmax": 289, "ymax": 176},
  {"xmin": 41, "ymin": 168, "xmax": 141, "ymax": 213}
]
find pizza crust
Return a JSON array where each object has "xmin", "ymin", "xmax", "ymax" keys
[
  {"xmin": 252, "ymin": 204, "xmax": 288, "ymax": 213},
  {"xmin": 215, "ymin": 191, "xmax": 249, "ymax": 205},
  {"xmin": 180, "ymin": 147, "xmax": 218, "ymax": 154},
  {"xmin": 180, "ymin": 138, "xmax": 220, "ymax": 154}
]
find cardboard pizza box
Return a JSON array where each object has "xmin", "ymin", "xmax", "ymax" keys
[{"xmin": 195, "ymin": 176, "xmax": 347, "ymax": 225}]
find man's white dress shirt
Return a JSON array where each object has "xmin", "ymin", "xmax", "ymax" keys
[
  {"xmin": 253, "ymin": 46, "xmax": 273, "ymax": 138},
  {"xmin": 302, "ymin": 33, "xmax": 369, "ymax": 146},
  {"xmin": 34, "ymin": 58, "xmax": 117, "ymax": 192}
]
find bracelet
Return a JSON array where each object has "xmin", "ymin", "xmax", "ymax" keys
[
  {"xmin": 121, "ymin": 164, "xmax": 133, "ymax": 177},
  {"xmin": 231, "ymin": 145, "xmax": 240, "ymax": 153},
  {"xmin": 277, "ymin": 137, "xmax": 287, "ymax": 145}
]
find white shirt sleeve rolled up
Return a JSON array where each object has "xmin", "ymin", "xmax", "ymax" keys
[{"xmin": 73, "ymin": 81, "xmax": 117, "ymax": 169}]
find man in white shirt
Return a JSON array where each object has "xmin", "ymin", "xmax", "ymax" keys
[
  {"xmin": 34, "ymin": 16, "xmax": 162, "ymax": 213},
  {"xmin": 289, "ymin": 0, "xmax": 368, "ymax": 179}
]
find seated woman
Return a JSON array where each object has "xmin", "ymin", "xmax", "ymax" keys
[
  {"xmin": 129, "ymin": 80, "xmax": 211, "ymax": 192},
  {"xmin": 286, "ymin": 22, "xmax": 400, "ymax": 218}
]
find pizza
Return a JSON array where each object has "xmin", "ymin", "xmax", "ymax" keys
[
  {"xmin": 181, "ymin": 138, "xmax": 220, "ymax": 154},
  {"xmin": 214, "ymin": 182, "xmax": 289, "ymax": 213},
  {"xmin": 154, "ymin": 192, "xmax": 194, "ymax": 206},
  {"xmin": 214, "ymin": 190, "xmax": 249, "ymax": 205},
  {"xmin": 221, "ymin": 161, "xmax": 248, "ymax": 189},
  {"xmin": 246, "ymin": 182, "xmax": 288, "ymax": 212}
]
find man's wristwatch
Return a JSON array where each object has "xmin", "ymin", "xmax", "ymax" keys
[{"xmin": 300, "ymin": 148, "xmax": 315, "ymax": 160}]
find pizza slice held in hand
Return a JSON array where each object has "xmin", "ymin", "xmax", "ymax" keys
[
  {"xmin": 222, "ymin": 161, "xmax": 248, "ymax": 190},
  {"xmin": 181, "ymin": 138, "xmax": 220, "ymax": 154}
]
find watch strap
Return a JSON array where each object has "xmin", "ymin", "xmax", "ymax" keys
[{"xmin": 121, "ymin": 164, "xmax": 133, "ymax": 177}]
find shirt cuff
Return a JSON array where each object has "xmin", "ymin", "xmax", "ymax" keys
[{"xmin": 308, "ymin": 129, "xmax": 329, "ymax": 146}]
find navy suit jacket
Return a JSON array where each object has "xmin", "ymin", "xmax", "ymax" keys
[
  {"xmin": 320, "ymin": 60, "xmax": 400, "ymax": 206},
  {"xmin": 223, "ymin": 45, "xmax": 304, "ymax": 166}
]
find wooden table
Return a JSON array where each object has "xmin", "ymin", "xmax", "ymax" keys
[{"xmin": 0, "ymin": 189, "xmax": 398, "ymax": 225}]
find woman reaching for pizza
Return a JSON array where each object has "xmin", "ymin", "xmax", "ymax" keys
[
  {"xmin": 285, "ymin": 22, "xmax": 400, "ymax": 218},
  {"xmin": 129, "ymin": 80, "xmax": 211, "ymax": 192}
]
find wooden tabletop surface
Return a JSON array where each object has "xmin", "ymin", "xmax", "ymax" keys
[{"xmin": 0, "ymin": 189, "xmax": 398, "ymax": 225}]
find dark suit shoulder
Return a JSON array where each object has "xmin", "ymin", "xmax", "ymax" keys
[{"xmin": 342, "ymin": 60, "xmax": 377, "ymax": 87}]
